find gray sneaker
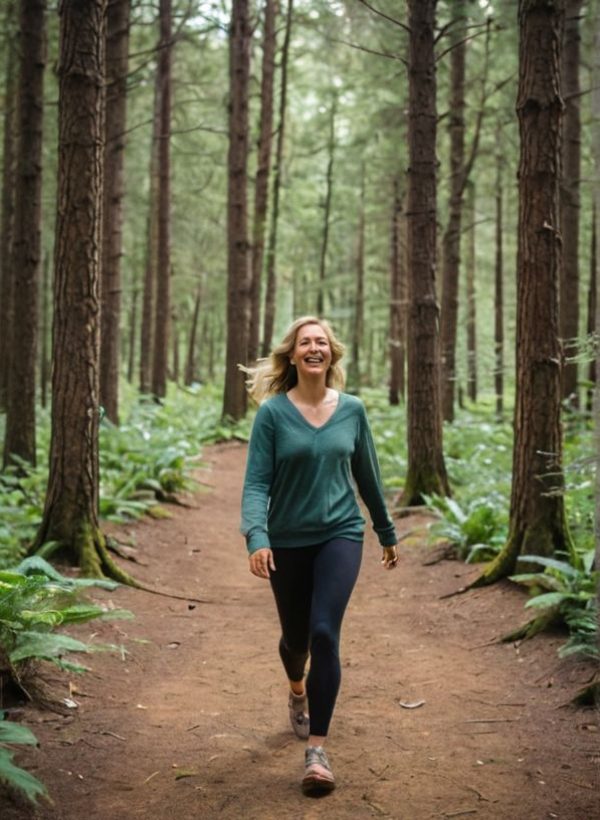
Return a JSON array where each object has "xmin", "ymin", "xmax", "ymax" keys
[
  {"xmin": 302, "ymin": 745, "xmax": 335, "ymax": 795},
  {"xmin": 288, "ymin": 691, "xmax": 310, "ymax": 739}
]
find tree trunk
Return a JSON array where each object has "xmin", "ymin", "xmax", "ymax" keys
[
  {"xmin": 0, "ymin": 0, "xmax": 18, "ymax": 411},
  {"xmin": 261, "ymin": 0, "xmax": 293, "ymax": 357},
  {"xmin": 3, "ymin": 0, "xmax": 46, "ymax": 470},
  {"xmin": 171, "ymin": 312, "xmax": 179, "ymax": 385},
  {"xmin": 389, "ymin": 179, "xmax": 406, "ymax": 406},
  {"xmin": 222, "ymin": 0, "xmax": 251, "ymax": 421},
  {"xmin": 33, "ymin": 0, "xmax": 131, "ymax": 582},
  {"xmin": 474, "ymin": 0, "xmax": 571, "ymax": 586},
  {"xmin": 151, "ymin": 0, "xmax": 172, "ymax": 400},
  {"xmin": 185, "ymin": 280, "xmax": 202, "ymax": 386},
  {"xmin": 586, "ymin": 207, "xmax": 597, "ymax": 414},
  {"xmin": 100, "ymin": 0, "xmax": 131, "ymax": 424},
  {"xmin": 248, "ymin": 0, "xmax": 276, "ymax": 364},
  {"xmin": 40, "ymin": 252, "xmax": 50, "ymax": 409},
  {"xmin": 402, "ymin": 0, "xmax": 449, "ymax": 505},
  {"xmin": 465, "ymin": 181, "xmax": 477, "ymax": 403},
  {"xmin": 348, "ymin": 165, "xmax": 365, "ymax": 394},
  {"xmin": 127, "ymin": 285, "xmax": 138, "ymax": 385},
  {"xmin": 494, "ymin": 144, "xmax": 505, "ymax": 420},
  {"xmin": 440, "ymin": 0, "xmax": 466, "ymax": 422},
  {"xmin": 559, "ymin": 0, "xmax": 582, "ymax": 407},
  {"xmin": 593, "ymin": 0, "xmax": 600, "ymax": 662},
  {"xmin": 317, "ymin": 96, "xmax": 336, "ymax": 316},
  {"xmin": 139, "ymin": 75, "xmax": 161, "ymax": 394}
]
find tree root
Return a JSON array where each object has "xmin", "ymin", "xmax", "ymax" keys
[
  {"xmin": 570, "ymin": 679, "xmax": 600, "ymax": 708},
  {"xmin": 499, "ymin": 607, "xmax": 562, "ymax": 643}
]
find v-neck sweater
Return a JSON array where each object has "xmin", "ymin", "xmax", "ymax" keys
[{"xmin": 241, "ymin": 392, "xmax": 397, "ymax": 553}]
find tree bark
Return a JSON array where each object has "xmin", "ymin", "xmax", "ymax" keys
[
  {"xmin": 440, "ymin": 0, "xmax": 466, "ymax": 422},
  {"xmin": 389, "ymin": 179, "xmax": 406, "ymax": 406},
  {"xmin": 139, "ymin": 74, "xmax": 161, "ymax": 394},
  {"xmin": 248, "ymin": 0, "xmax": 276, "ymax": 364},
  {"xmin": 40, "ymin": 253, "xmax": 50, "ymax": 409},
  {"xmin": 151, "ymin": 0, "xmax": 172, "ymax": 400},
  {"xmin": 403, "ymin": 0, "xmax": 449, "ymax": 505},
  {"xmin": 127, "ymin": 285, "xmax": 138, "ymax": 385},
  {"xmin": 348, "ymin": 165, "xmax": 366, "ymax": 394},
  {"xmin": 317, "ymin": 96, "xmax": 336, "ymax": 316},
  {"xmin": 185, "ymin": 280, "xmax": 202, "ymax": 386},
  {"xmin": 100, "ymin": 0, "xmax": 131, "ymax": 424},
  {"xmin": 474, "ymin": 0, "xmax": 571, "ymax": 586},
  {"xmin": 465, "ymin": 181, "xmax": 477, "ymax": 403},
  {"xmin": 261, "ymin": 0, "xmax": 293, "ymax": 358},
  {"xmin": 559, "ymin": 0, "xmax": 582, "ymax": 406},
  {"xmin": 3, "ymin": 0, "xmax": 46, "ymax": 470},
  {"xmin": 34, "ymin": 0, "xmax": 131, "ymax": 582},
  {"xmin": 494, "ymin": 143, "xmax": 505, "ymax": 420},
  {"xmin": 0, "ymin": 0, "xmax": 18, "ymax": 411},
  {"xmin": 222, "ymin": 0, "xmax": 251, "ymax": 421}
]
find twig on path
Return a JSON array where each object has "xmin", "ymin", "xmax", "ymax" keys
[
  {"xmin": 144, "ymin": 771, "xmax": 160, "ymax": 784},
  {"xmin": 463, "ymin": 718, "xmax": 520, "ymax": 724},
  {"xmin": 559, "ymin": 776, "xmax": 596, "ymax": 791},
  {"xmin": 368, "ymin": 764, "xmax": 390, "ymax": 781},
  {"xmin": 100, "ymin": 730, "xmax": 126, "ymax": 741},
  {"xmin": 131, "ymin": 583, "xmax": 211, "ymax": 604},
  {"xmin": 443, "ymin": 810, "xmax": 478, "ymax": 818}
]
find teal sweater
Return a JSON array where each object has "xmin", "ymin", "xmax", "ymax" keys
[{"xmin": 241, "ymin": 392, "xmax": 397, "ymax": 554}]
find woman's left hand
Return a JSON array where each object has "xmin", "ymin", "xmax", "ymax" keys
[{"xmin": 381, "ymin": 545, "xmax": 398, "ymax": 569}]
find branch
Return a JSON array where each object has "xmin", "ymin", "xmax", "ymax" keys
[
  {"xmin": 356, "ymin": 0, "xmax": 410, "ymax": 33},
  {"xmin": 435, "ymin": 18, "xmax": 491, "ymax": 44},
  {"xmin": 328, "ymin": 36, "xmax": 407, "ymax": 64},
  {"xmin": 435, "ymin": 27, "xmax": 491, "ymax": 63}
]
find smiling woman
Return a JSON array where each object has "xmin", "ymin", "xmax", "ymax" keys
[{"xmin": 240, "ymin": 316, "xmax": 398, "ymax": 796}]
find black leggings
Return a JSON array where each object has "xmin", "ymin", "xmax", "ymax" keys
[{"xmin": 269, "ymin": 537, "xmax": 363, "ymax": 737}]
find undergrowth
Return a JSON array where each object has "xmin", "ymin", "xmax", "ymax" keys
[{"xmin": 0, "ymin": 557, "xmax": 131, "ymax": 803}]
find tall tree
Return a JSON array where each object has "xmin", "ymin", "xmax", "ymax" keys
[
  {"xmin": 3, "ymin": 0, "xmax": 46, "ymax": 470},
  {"xmin": 100, "ymin": 0, "xmax": 131, "ymax": 424},
  {"xmin": 0, "ymin": 0, "xmax": 18, "ymax": 411},
  {"xmin": 586, "ymin": 208, "xmax": 596, "ymax": 414},
  {"xmin": 439, "ymin": 0, "xmax": 467, "ymax": 422},
  {"xmin": 494, "ymin": 142, "xmax": 505, "ymax": 420},
  {"xmin": 222, "ymin": 0, "xmax": 251, "ymax": 420},
  {"xmin": 559, "ymin": 0, "xmax": 583, "ymax": 406},
  {"xmin": 139, "ymin": 76, "xmax": 161, "ymax": 394},
  {"xmin": 317, "ymin": 95, "xmax": 336, "ymax": 316},
  {"xmin": 402, "ymin": 0, "xmax": 449, "ymax": 504},
  {"xmin": 151, "ymin": 0, "xmax": 172, "ymax": 400},
  {"xmin": 465, "ymin": 181, "xmax": 477, "ymax": 402},
  {"xmin": 184, "ymin": 279, "xmax": 203, "ymax": 386},
  {"xmin": 475, "ymin": 0, "xmax": 571, "ymax": 586},
  {"xmin": 34, "ymin": 0, "xmax": 128, "ymax": 581},
  {"xmin": 389, "ymin": 180, "xmax": 407, "ymax": 406},
  {"xmin": 248, "ymin": 0, "xmax": 276, "ymax": 364},
  {"xmin": 262, "ymin": 0, "xmax": 293, "ymax": 357},
  {"xmin": 347, "ymin": 164, "xmax": 366, "ymax": 393}
]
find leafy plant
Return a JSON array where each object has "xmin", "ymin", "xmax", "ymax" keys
[
  {"xmin": 510, "ymin": 552, "xmax": 598, "ymax": 658},
  {"xmin": 0, "ymin": 712, "xmax": 48, "ymax": 804},
  {"xmin": 0, "ymin": 557, "xmax": 132, "ymax": 803},
  {"xmin": 423, "ymin": 493, "xmax": 508, "ymax": 562}
]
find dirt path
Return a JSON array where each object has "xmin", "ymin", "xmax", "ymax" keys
[{"xmin": 3, "ymin": 442, "xmax": 598, "ymax": 819}]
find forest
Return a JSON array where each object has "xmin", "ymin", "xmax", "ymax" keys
[{"xmin": 0, "ymin": 0, "xmax": 598, "ymax": 816}]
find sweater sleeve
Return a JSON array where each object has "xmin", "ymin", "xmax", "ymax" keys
[
  {"xmin": 351, "ymin": 402, "xmax": 397, "ymax": 547},
  {"xmin": 241, "ymin": 402, "xmax": 275, "ymax": 554}
]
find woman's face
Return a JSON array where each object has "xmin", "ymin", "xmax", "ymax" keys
[{"xmin": 291, "ymin": 323, "xmax": 332, "ymax": 379}]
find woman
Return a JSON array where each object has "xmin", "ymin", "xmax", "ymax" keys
[{"xmin": 240, "ymin": 316, "xmax": 398, "ymax": 795}]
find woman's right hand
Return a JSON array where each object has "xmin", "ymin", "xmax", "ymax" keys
[{"xmin": 248, "ymin": 548, "xmax": 276, "ymax": 579}]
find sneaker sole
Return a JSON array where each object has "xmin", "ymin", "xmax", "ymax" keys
[{"xmin": 302, "ymin": 774, "xmax": 336, "ymax": 795}]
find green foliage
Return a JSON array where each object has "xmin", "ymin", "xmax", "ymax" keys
[
  {"xmin": 1, "ymin": 384, "xmax": 250, "ymax": 566},
  {"xmin": 423, "ymin": 493, "xmax": 507, "ymax": 562},
  {"xmin": 0, "ymin": 558, "xmax": 131, "ymax": 803},
  {"xmin": 0, "ymin": 556, "xmax": 131, "ymax": 677},
  {"xmin": 510, "ymin": 552, "xmax": 598, "ymax": 659},
  {"xmin": 0, "ymin": 711, "xmax": 48, "ymax": 804}
]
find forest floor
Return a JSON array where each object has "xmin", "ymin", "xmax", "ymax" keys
[{"xmin": 2, "ymin": 441, "xmax": 599, "ymax": 820}]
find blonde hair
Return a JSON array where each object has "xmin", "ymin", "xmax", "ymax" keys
[{"xmin": 242, "ymin": 316, "xmax": 346, "ymax": 404}]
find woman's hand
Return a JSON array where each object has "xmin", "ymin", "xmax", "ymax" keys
[
  {"xmin": 249, "ymin": 548, "xmax": 276, "ymax": 579},
  {"xmin": 381, "ymin": 545, "xmax": 398, "ymax": 570}
]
